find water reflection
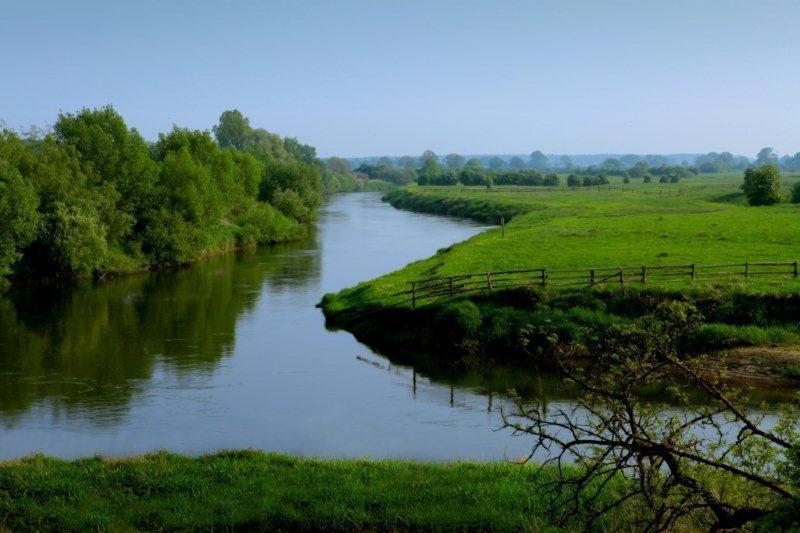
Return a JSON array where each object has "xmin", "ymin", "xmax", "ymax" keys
[{"xmin": 0, "ymin": 237, "xmax": 321, "ymax": 425}]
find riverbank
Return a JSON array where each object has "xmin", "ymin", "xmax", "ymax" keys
[
  {"xmin": 321, "ymin": 178, "xmax": 800, "ymax": 385},
  {"xmin": 0, "ymin": 451, "xmax": 621, "ymax": 530}
]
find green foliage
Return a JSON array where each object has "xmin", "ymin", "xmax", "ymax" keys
[
  {"xmin": 742, "ymin": 164, "xmax": 782, "ymax": 206},
  {"xmin": 0, "ymin": 168, "xmax": 39, "ymax": 275},
  {"xmin": 434, "ymin": 300, "xmax": 482, "ymax": 346},
  {"xmin": 791, "ymin": 181, "xmax": 800, "ymax": 203},
  {"xmin": 272, "ymin": 188, "xmax": 312, "ymax": 222},
  {"xmin": 0, "ymin": 106, "xmax": 324, "ymax": 283}
]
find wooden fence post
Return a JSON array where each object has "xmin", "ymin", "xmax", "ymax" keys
[
  {"xmin": 619, "ymin": 267, "xmax": 625, "ymax": 286},
  {"xmin": 641, "ymin": 265, "xmax": 647, "ymax": 284},
  {"xmin": 411, "ymin": 282, "xmax": 417, "ymax": 309},
  {"xmin": 794, "ymin": 261, "xmax": 798, "ymax": 278},
  {"xmin": 449, "ymin": 276, "xmax": 454, "ymax": 296},
  {"xmin": 541, "ymin": 268, "xmax": 547, "ymax": 287},
  {"xmin": 486, "ymin": 271, "xmax": 493, "ymax": 290},
  {"xmin": 744, "ymin": 262, "xmax": 749, "ymax": 278},
  {"xmin": 590, "ymin": 269, "xmax": 596, "ymax": 285},
  {"xmin": 691, "ymin": 264, "xmax": 696, "ymax": 280}
]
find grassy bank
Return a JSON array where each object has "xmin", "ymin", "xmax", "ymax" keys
[
  {"xmin": 0, "ymin": 451, "xmax": 627, "ymax": 531},
  {"xmin": 322, "ymin": 174, "xmax": 800, "ymax": 372}
]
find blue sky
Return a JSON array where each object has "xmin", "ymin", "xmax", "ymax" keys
[{"xmin": 2, "ymin": 0, "xmax": 799, "ymax": 157}]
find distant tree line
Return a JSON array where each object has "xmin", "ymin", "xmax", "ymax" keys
[
  {"xmin": 0, "ymin": 107, "xmax": 327, "ymax": 285},
  {"xmin": 343, "ymin": 146, "xmax": 800, "ymax": 180}
]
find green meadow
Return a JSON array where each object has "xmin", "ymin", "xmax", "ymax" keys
[{"xmin": 322, "ymin": 173, "xmax": 800, "ymax": 358}]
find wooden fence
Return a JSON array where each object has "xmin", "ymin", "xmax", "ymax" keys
[{"xmin": 394, "ymin": 261, "xmax": 800, "ymax": 309}]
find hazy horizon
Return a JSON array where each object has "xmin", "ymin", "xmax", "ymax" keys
[{"xmin": 3, "ymin": 0, "xmax": 799, "ymax": 158}]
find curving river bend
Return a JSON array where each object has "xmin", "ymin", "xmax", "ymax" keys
[{"xmin": 0, "ymin": 193, "xmax": 542, "ymax": 460}]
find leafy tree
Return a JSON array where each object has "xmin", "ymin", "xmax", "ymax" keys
[
  {"xmin": 444, "ymin": 153, "xmax": 466, "ymax": 169},
  {"xmin": 543, "ymin": 173, "xmax": 559, "ymax": 186},
  {"xmin": 792, "ymin": 182, "xmax": 800, "ymax": 203},
  {"xmin": 397, "ymin": 155, "xmax": 417, "ymax": 170},
  {"xmin": 376, "ymin": 156, "xmax": 394, "ymax": 168},
  {"xmin": 327, "ymin": 156, "xmax": 351, "ymax": 175},
  {"xmin": 601, "ymin": 158, "xmax": 623, "ymax": 174},
  {"xmin": 629, "ymin": 161, "xmax": 650, "ymax": 179},
  {"xmin": 0, "ymin": 168, "xmax": 39, "ymax": 276},
  {"xmin": 566, "ymin": 174, "xmax": 581, "ymax": 187},
  {"xmin": 559, "ymin": 155, "xmax": 574, "ymax": 170},
  {"xmin": 529, "ymin": 150, "xmax": 548, "ymax": 170},
  {"xmin": 488, "ymin": 156, "xmax": 506, "ymax": 170},
  {"xmin": 509, "ymin": 156, "xmax": 526, "ymax": 170},
  {"xmin": 283, "ymin": 137, "xmax": 317, "ymax": 165},
  {"xmin": 755, "ymin": 147, "xmax": 778, "ymax": 167},
  {"xmin": 465, "ymin": 158, "xmax": 483, "ymax": 169},
  {"xmin": 213, "ymin": 110, "xmax": 251, "ymax": 150},
  {"xmin": 741, "ymin": 164, "xmax": 782, "ymax": 206}
]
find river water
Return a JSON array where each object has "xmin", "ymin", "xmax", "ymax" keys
[{"xmin": 0, "ymin": 193, "xmax": 543, "ymax": 460}]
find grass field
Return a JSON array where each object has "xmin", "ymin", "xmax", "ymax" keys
[
  {"xmin": 0, "ymin": 451, "xmax": 629, "ymax": 531},
  {"xmin": 327, "ymin": 173, "xmax": 800, "ymax": 306},
  {"xmin": 322, "ymin": 173, "xmax": 800, "ymax": 358}
]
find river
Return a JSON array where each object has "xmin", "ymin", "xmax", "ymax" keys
[{"xmin": 0, "ymin": 193, "xmax": 542, "ymax": 460}]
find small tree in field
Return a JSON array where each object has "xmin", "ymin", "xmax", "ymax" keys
[
  {"xmin": 791, "ymin": 182, "xmax": 800, "ymax": 204},
  {"xmin": 742, "ymin": 164, "xmax": 782, "ymax": 206}
]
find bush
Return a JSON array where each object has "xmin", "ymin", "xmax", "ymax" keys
[
  {"xmin": 273, "ymin": 188, "xmax": 312, "ymax": 222},
  {"xmin": 791, "ymin": 182, "xmax": 800, "ymax": 203},
  {"xmin": 741, "ymin": 164, "xmax": 782, "ymax": 206},
  {"xmin": 434, "ymin": 300, "xmax": 482, "ymax": 346},
  {"xmin": 623, "ymin": 176, "xmax": 630, "ymax": 184},
  {"xmin": 567, "ymin": 174, "xmax": 581, "ymax": 187},
  {"xmin": 643, "ymin": 174, "xmax": 652, "ymax": 183}
]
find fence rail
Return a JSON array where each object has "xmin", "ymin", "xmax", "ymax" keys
[{"xmin": 393, "ymin": 261, "xmax": 800, "ymax": 308}]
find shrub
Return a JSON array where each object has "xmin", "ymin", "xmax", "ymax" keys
[
  {"xmin": 741, "ymin": 164, "xmax": 782, "ymax": 206},
  {"xmin": 273, "ymin": 188, "xmax": 312, "ymax": 222},
  {"xmin": 434, "ymin": 300, "xmax": 482, "ymax": 345},
  {"xmin": 623, "ymin": 176, "xmax": 630, "ymax": 184},
  {"xmin": 643, "ymin": 174, "xmax": 652, "ymax": 183},
  {"xmin": 791, "ymin": 182, "xmax": 800, "ymax": 203},
  {"xmin": 566, "ymin": 174, "xmax": 581, "ymax": 187}
]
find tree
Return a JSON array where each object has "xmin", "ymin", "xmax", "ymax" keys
[
  {"xmin": 630, "ymin": 161, "xmax": 650, "ymax": 179},
  {"xmin": 488, "ymin": 156, "xmax": 506, "ymax": 170},
  {"xmin": 505, "ymin": 301, "xmax": 799, "ymax": 531},
  {"xmin": 529, "ymin": 150, "xmax": 548, "ymax": 170},
  {"xmin": 566, "ymin": 174, "xmax": 581, "ymax": 187},
  {"xmin": 327, "ymin": 156, "xmax": 351, "ymax": 175},
  {"xmin": 601, "ymin": 158, "xmax": 623, "ymax": 174},
  {"xmin": 792, "ymin": 182, "xmax": 800, "ymax": 203},
  {"xmin": 465, "ymin": 158, "xmax": 483, "ymax": 169},
  {"xmin": 741, "ymin": 164, "xmax": 782, "ymax": 206},
  {"xmin": 755, "ymin": 147, "xmax": 778, "ymax": 167},
  {"xmin": 377, "ymin": 156, "xmax": 394, "ymax": 168},
  {"xmin": 559, "ymin": 155, "xmax": 574, "ymax": 171},
  {"xmin": 445, "ymin": 153, "xmax": 466, "ymax": 169},
  {"xmin": 213, "ymin": 110, "xmax": 251, "ymax": 150},
  {"xmin": 509, "ymin": 156, "xmax": 526, "ymax": 170},
  {"xmin": 397, "ymin": 155, "xmax": 417, "ymax": 170},
  {"xmin": 0, "ymin": 168, "xmax": 39, "ymax": 276}
]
